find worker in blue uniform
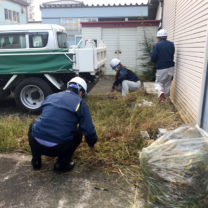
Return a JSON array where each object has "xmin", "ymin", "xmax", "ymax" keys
[
  {"xmin": 110, "ymin": 58, "xmax": 141, "ymax": 96},
  {"xmin": 151, "ymin": 29, "xmax": 175, "ymax": 102},
  {"xmin": 28, "ymin": 77, "xmax": 98, "ymax": 172}
]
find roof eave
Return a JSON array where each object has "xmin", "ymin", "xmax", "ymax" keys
[
  {"xmin": 40, "ymin": 3, "xmax": 148, "ymax": 8},
  {"xmin": 10, "ymin": 0, "xmax": 29, "ymax": 6}
]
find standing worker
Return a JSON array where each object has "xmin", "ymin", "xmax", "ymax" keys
[
  {"xmin": 28, "ymin": 77, "xmax": 98, "ymax": 172},
  {"xmin": 151, "ymin": 29, "xmax": 175, "ymax": 102},
  {"xmin": 110, "ymin": 58, "xmax": 141, "ymax": 96}
]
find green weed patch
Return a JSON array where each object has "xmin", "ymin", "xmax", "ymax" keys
[{"xmin": 0, "ymin": 91, "xmax": 183, "ymax": 184}]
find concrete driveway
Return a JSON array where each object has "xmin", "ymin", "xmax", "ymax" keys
[{"xmin": 0, "ymin": 153, "xmax": 145, "ymax": 208}]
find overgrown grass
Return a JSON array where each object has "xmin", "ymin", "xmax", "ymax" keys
[{"xmin": 0, "ymin": 91, "xmax": 183, "ymax": 184}]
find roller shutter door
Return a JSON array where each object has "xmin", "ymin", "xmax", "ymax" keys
[{"xmin": 102, "ymin": 27, "xmax": 137, "ymax": 75}]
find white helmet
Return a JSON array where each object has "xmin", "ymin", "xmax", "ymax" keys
[
  {"xmin": 110, "ymin": 58, "xmax": 120, "ymax": 70},
  {"xmin": 157, "ymin": 29, "xmax": 168, "ymax": 37},
  {"xmin": 67, "ymin": 77, "xmax": 87, "ymax": 96}
]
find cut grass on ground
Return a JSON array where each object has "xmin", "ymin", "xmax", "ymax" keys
[{"xmin": 0, "ymin": 91, "xmax": 183, "ymax": 184}]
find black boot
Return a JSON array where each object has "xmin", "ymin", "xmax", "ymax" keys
[
  {"xmin": 54, "ymin": 161, "xmax": 75, "ymax": 172},
  {"xmin": 31, "ymin": 157, "xmax": 42, "ymax": 170}
]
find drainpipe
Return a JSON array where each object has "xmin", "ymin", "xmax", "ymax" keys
[
  {"xmin": 200, "ymin": 61, "xmax": 208, "ymax": 128},
  {"xmin": 159, "ymin": 0, "xmax": 164, "ymax": 29}
]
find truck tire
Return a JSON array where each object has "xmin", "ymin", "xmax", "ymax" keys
[
  {"xmin": 0, "ymin": 88, "xmax": 10, "ymax": 100},
  {"xmin": 14, "ymin": 77, "xmax": 53, "ymax": 113}
]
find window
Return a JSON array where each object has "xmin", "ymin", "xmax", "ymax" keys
[
  {"xmin": 0, "ymin": 33, "xmax": 26, "ymax": 49},
  {"xmin": 4, "ymin": 9, "xmax": 19, "ymax": 22},
  {"xmin": 60, "ymin": 17, "xmax": 98, "ymax": 47},
  {"xmin": 8, "ymin": 10, "xmax": 12, "ymax": 21},
  {"xmin": 17, "ymin": 13, "xmax": 20, "ymax": 23},
  {"xmin": 4, "ymin": 9, "xmax": 8, "ymax": 20},
  {"xmin": 75, "ymin": 35, "xmax": 82, "ymax": 48},
  {"xmin": 29, "ymin": 32, "xmax": 48, "ymax": 48},
  {"xmin": 13, "ymin": 11, "xmax": 17, "ymax": 22},
  {"xmin": 57, "ymin": 32, "xmax": 68, "ymax": 48}
]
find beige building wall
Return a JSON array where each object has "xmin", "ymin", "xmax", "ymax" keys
[{"xmin": 163, "ymin": 0, "xmax": 208, "ymax": 123}]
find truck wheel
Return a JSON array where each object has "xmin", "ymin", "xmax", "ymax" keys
[
  {"xmin": 14, "ymin": 77, "xmax": 52, "ymax": 113},
  {"xmin": 0, "ymin": 89, "xmax": 10, "ymax": 100}
]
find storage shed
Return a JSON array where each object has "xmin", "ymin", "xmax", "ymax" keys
[
  {"xmin": 155, "ymin": 0, "xmax": 208, "ymax": 131},
  {"xmin": 81, "ymin": 20, "xmax": 159, "ymax": 75}
]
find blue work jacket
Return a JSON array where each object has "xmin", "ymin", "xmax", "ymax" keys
[
  {"xmin": 32, "ymin": 90, "xmax": 97, "ymax": 147},
  {"xmin": 112, "ymin": 66, "xmax": 139, "ymax": 89},
  {"xmin": 151, "ymin": 39, "xmax": 175, "ymax": 70}
]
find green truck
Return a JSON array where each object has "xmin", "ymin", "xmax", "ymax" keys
[{"xmin": 0, "ymin": 24, "xmax": 106, "ymax": 113}]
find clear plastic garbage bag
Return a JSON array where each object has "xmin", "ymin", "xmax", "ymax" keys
[{"xmin": 139, "ymin": 125, "xmax": 208, "ymax": 208}]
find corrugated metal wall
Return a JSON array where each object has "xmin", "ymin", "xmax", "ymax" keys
[
  {"xmin": 82, "ymin": 26, "xmax": 157, "ymax": 75},
  {"xmin": 163, "ymin": 0, "xmax": 208, "ymax": 123},
  {"xmin": 82, "ymin": 27, "xmax": 102, "ymax": 45}
]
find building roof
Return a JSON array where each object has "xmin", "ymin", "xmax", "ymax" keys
[
  {"xmin": 41, "ymin": 0, "xmax": 147, "ymax": 8},
  {"xmin": 11, "ymin": 0, "xmax": 29, "ymax": 6}
]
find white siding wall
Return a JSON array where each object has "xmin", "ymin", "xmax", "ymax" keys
[
  {"xmin": 163, "ymin": 0, "xmax": 208, "ymax": 123},
  {"xmin": 163, "ymin": 0, "xmax": 176, "ymax": 41}
]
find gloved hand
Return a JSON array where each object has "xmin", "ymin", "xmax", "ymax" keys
[{"xmin": 110, "ymin": 88, "xmax": 115, "ymax": 92}]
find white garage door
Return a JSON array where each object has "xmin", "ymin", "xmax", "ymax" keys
[{"xmin": 102, "ymin": 27, "xmax": 137, "ymax": 75}]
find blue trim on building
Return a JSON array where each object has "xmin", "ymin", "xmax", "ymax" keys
[{"xmin": 41, "ymin": 6, "xmax": 148, "ymax": 18}]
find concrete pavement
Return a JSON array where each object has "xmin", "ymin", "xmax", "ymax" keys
[{"xmin": 0, "ymin": 153, "xmax": 145, "ymax": 208}]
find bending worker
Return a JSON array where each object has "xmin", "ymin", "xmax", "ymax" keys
[
  {"xmin": 151, "ymin": 29, "xmax": 175, "ymax": 102},
  {"xmin": 110, "ymin": 58, "xmax": 141, "ymax": 96},
  {"xmin": 28, "ymin": 77, "xmax": 98, "ymax": 172}
]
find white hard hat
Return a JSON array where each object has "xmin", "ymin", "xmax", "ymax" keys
[
  {"xmin": 157, "ymin": 29, "xmax": 168, "ymax": 37},
  {"xmin": 110, "ymin": 58, "xmax": 120, "ymax": 70},
  {"xmin": 67, "ymin": 76, "xmax": 87, "ymax": 95}
]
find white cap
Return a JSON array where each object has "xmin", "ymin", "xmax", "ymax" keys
[
  {"xmin": 67, "ymin": 77, "xmax": 87, "ymax": 94},
  {"xmin": 110, "ymin": 58, "xmax": 120, "ymax": 70},
  {"xmin": 157, "ymin": 29, "xmax": 168, "ymax": 37}
]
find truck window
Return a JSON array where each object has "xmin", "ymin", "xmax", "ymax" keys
[
  {"xmin": 0, "ymin": 33, "xmax": 26, "ymax": 49},
  {"xmin": 57, "ymin": 32, "xmax": 68, "ymax": 48},
  {"xmin": 29, "ymin": 32, "xmax": 48, "ymax": 48}
]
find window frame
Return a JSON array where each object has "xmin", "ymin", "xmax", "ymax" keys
[
  {"xmin": 28, "ymin": 32, "xmax": 49, "ymax": 48},
  {"xmin": 57, "ymin": 32, "xmax": 68, "ymax": 48},
  {"xmin": 0, "ymin": 33, "xmax": 27, "ymax": 49}
]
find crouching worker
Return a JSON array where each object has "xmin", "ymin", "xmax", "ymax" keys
[
  {"xmin": 110, "ymin": 58, "xmax": 141, "ymax": 96},
  {"xmin": 28, "ymin": 77, "xmax": 98, "ymax": 172}
]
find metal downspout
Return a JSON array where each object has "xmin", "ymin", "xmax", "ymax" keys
[
  {"xmin": 200, "ymin": 61, "xmax": 208, "ymax": 128},
  {"xmin": 159, "ymin": 0, "xmax": 164, "ymax": 29},
  {"xmin": 198, "ymin": 23, "xmax": 208, "ymax": 128}
]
